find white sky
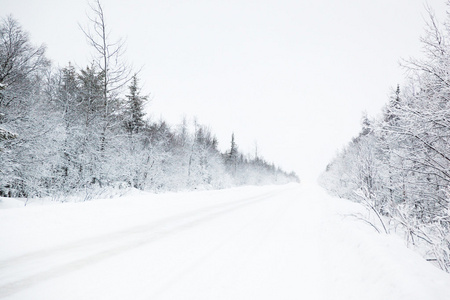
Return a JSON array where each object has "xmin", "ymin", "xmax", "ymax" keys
[{"xmin": 3, "ymin": 0, "xmax": 448, "ymax": 181}]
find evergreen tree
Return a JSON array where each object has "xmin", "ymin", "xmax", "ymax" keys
[
  {"xmin": 124, "ymin": 74, "xmax": 147, "ymax": 134},
  {"xmin": 226, "ymin": 133, "xmax": 238, "ymax": 175}
]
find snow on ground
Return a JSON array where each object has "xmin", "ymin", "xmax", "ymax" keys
[{"xmin": 1, "ymin": 183, "xmax": 450, "ymax": 299}]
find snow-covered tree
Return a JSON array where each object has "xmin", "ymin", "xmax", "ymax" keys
[
  {"xmin": 124, "ymin": 74, "xmax": 147, "ymax": 135},
  {"xmin": 0, "ymin": 16, "xmax": 52, "ymax": 197},
  {"xmin": 320, "ymin": 5, "xmax": 450, "ymax": 272},
  {"xmin": 0, "ymin": 11, "xmax": 299, "ymax": 198}
]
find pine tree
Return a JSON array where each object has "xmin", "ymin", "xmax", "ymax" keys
[
  {"xmin": 125, "ymin": 74, "xmax": 147, "ymax": 134},
  {"xmin": 226, "ymin": 133, "xmax": 238, "ymax": 175}
]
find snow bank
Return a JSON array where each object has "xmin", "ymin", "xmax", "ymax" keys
[{"xmin": 0, "ymin": 197, "xmax": 25, "ymax": 209}]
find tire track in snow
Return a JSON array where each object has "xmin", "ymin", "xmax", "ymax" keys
[
  {"xmin": 0, "ymin": 188, "xmax": 294, "ymax": 298},
  {"xmin": 149, "ymin": 194, "xmax": 291, "ymax": 299},
  {"xmin": 0, "ymin": 190, "xmax": 282, "ymax": 269},
  {"xmin": 149, "ymin": 188, "xmax": 298, "ymax": 300}
]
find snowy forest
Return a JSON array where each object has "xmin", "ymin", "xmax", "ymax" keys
[
  {"xmin": 320, "ymin": 7, "xmax": 450, "ymax": 272},
  {"xmin": 0, "ymin": 2, "xmax": 299, "ymax": 200}
]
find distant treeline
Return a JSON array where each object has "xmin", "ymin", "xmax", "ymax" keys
[
  {"xmin": 320, "ymin": 5, "xmax": 450, "ymax": 272},
  {"xmin": 0, "ymin": 3, "xmax": 299, "ymax": 198}
]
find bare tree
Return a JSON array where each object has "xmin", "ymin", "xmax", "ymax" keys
[{"xmin": 79, "ymin": 0, "xmax": 131, "ymax": 150}]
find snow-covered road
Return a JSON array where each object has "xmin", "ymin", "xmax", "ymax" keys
[{"xmin": 1, "ymin": 183, "xmax": 450, "ymax": 299}]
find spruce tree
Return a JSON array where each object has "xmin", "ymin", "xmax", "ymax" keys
[
  {"xmin": 227, "ymin": 133, "xmax": 238, "ymax": 175},
  {"xmin": 125, "ymin": 74, "xmax": 147, "ymax": 134}
]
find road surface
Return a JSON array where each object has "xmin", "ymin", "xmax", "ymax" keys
[{"xmin": 1, "ymin": 183, "xmax": 449, "ymax": 299}]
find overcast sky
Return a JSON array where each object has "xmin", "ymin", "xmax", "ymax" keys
[{"xmin": 3, "ymin": 0, "xmax": 448, "ymax": 181}]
